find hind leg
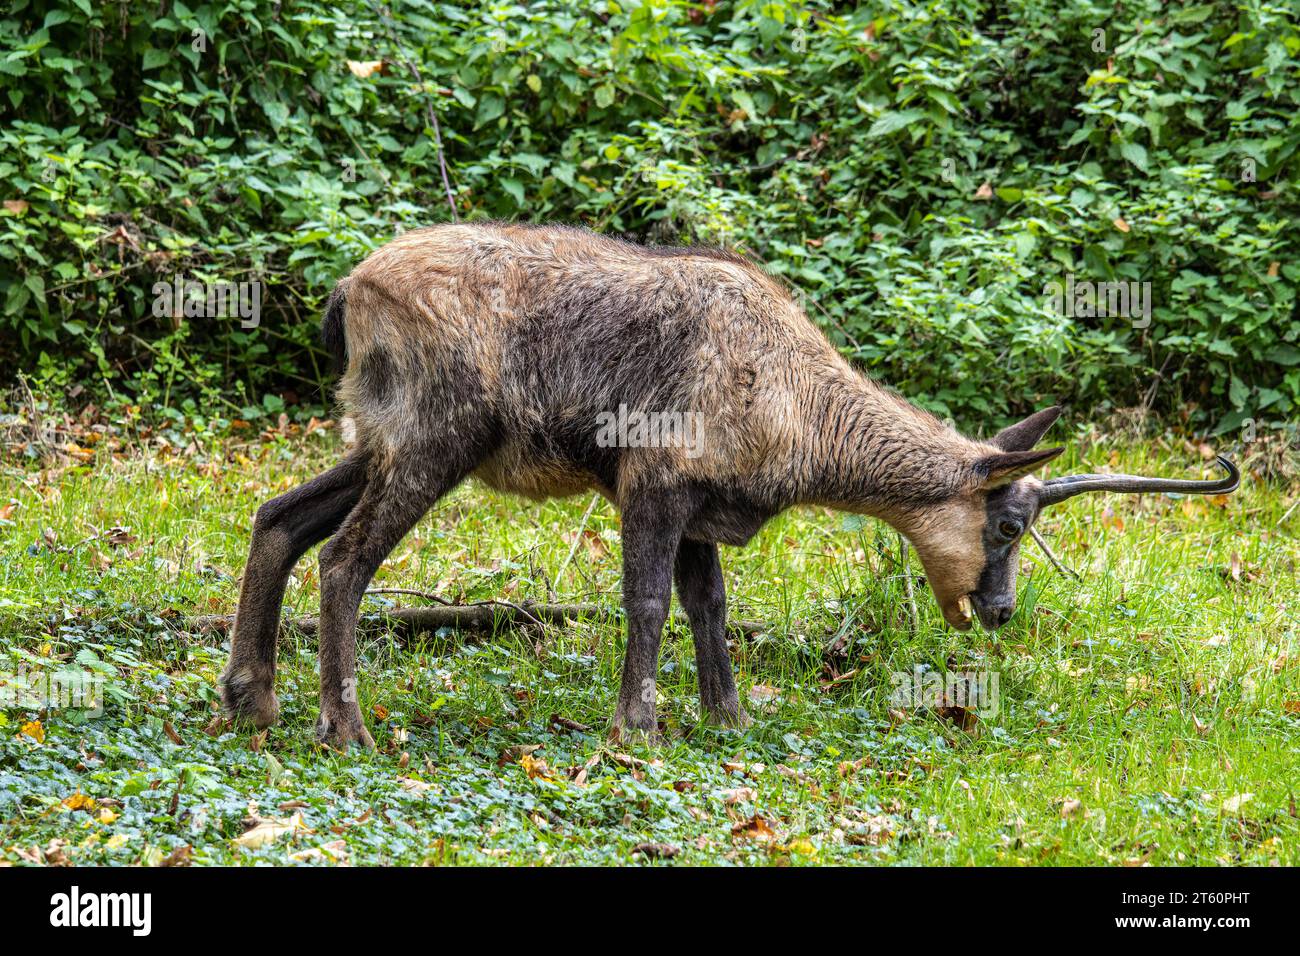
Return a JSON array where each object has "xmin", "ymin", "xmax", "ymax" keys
[
  {"xmin": 611, "ymin": 488, "xmax": 691, "ymax": 741},
  {"xmin": 221, "ymin": 455, "xmax": 368, "ymax": 727},
  {"xmin": 674, "ymin": 539, "xmax": 749, "ymax": 727},
  {"xmin": 314, "ymin": 456, "xmax": 468, "ymax": 749}
]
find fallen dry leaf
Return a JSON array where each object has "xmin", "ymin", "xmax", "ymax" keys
[
  {"xmin": 157, "ymin": 845, "xmax": 192, "ymax": 867},
  {"xmin": 290, "ymin": 840, "xmax": 349, "ymax": 864},
  {"xmin": 233, "ymin": 812, "xmax": 307, "ymax": 849},
  {"xmin": 631, "ymin": 842, "xmax": 679, "ymax": 859},
  {"xmin": 1060, "ymin": 798, "xmax": 1084, "ymax": 819},
  {"xmin": 746, "ymin": 685, "xmax": 781, "ymax": 713},
  {"xmin": 62, "ymin": 792, "xmax": 96, "ymax": 813},
  {"xmin": 520, "ymin": 753, "xmax": 552, "ymax": 780},
  {"xmin": 837, "ymin": 756, "xmax": 872, "ymax": 777},
  {"xmin": 731, "ymin": 814, "xmax": 777, "ymax": 842}
]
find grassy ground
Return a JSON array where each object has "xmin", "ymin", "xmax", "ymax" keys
[{"xmin": 1, "ymin": 422, "xmax": 1297, "ymax": 866}]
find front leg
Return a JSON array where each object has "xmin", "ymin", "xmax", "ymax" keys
[
  {"xmin": 612, "ymin": 487, "xmax": 690, "ymax": 741},
  {"xmin": 674, "ymin": 539, "xmax": 750, "ymax": 728}
]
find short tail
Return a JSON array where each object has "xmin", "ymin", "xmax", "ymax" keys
[{"xmin": 321, "ymin": 283, "xmax": 348, "ymax": 374}]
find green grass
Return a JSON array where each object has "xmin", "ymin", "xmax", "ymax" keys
[{"xmin": 1, "ymin": 426, "xmax": 1297, "ymax": 866}]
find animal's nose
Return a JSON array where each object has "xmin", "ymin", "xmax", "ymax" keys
[{"xmin": 974, "ymin": 596, "xmax": 1016, "ymax": 629}]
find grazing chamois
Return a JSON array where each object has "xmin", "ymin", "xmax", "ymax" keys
[{"xmin": 220, "ymin": 222, "xmax": 1239, "ymax": 747}]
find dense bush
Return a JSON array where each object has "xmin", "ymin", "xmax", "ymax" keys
[{"xmin": 1, "ymin": 0, "xmax": 1297, "ymax": 433}]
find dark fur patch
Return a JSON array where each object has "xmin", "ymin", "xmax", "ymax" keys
[
  {"xmin": 322, "ymin": 285, "xmax": 348, "ymax": 373},
  {"xmin": 976, "ymin": 482, "xmax": 1040, "ymax": 604}
]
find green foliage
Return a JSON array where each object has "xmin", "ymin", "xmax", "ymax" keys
[{"xmin": 1, "ymin": 0, "xmax": 1297, "ymax": 430}]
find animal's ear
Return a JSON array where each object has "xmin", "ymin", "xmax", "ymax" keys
[
  {"xmin": 977, "ymin": 447, "xmax": 1064, "ymax": 489},
  {"xmin": 990, "ymin": 406, "xmax": 1063, "ymax": 451}
]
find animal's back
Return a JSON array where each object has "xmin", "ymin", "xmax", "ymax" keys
[{"xmin": 333, "ymin": 222, "xmax": 852, "ymax": 502}]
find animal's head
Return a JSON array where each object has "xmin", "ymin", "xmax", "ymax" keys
[{"xmin": 902, "ymin": 406, "xmax": 1239, "ymax": 632}]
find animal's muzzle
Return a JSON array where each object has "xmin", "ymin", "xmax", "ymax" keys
[{"xmin": 972, "ymin": 596, "xmax": 1015, "ymax": 631}]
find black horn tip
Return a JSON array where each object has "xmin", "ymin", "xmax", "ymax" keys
[{"xmin": 1214, "ymin": 455, "xmax": 1240, "ymax": 492}]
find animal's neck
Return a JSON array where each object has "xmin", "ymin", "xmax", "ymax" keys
[{"xmin": 796, "ymin": 370, "xmax": 983, "ymax": 518}]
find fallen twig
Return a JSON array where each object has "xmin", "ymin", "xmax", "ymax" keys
[{"xmin": 189, "ymin": 602, "xmax": 766, "ymax": 642}]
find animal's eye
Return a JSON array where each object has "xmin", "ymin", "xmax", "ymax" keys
[{"xmin": 998, "ymin": 519, "xmax": 1023, "ymax": 541}]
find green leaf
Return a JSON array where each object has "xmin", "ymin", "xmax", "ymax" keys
[
  {"xmin": 1118, "ymin": 141, "xmax": 1148, "ymax": 172},
  {"xmin": 142, "ymin": 48, "xmax": 170, "ymax": 71},
  {"xmin": 501, "ymin": 178, "xmax": 524, "ymax": 206},
  {"xmin": 866, "ymin": 109, "xmax": 926, "ymax": 139},
  {"xmin": 1265, "ymin": 345, "xmax": 1300, "ymax": 366}
]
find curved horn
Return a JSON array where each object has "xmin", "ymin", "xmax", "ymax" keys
[{"xmin": 1038, "ymin": 455, "xmax": 1239, "ymax": 507}]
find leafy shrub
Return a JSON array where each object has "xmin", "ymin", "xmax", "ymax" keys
[{"xmin": 1, "ymin": 0, "xmax": 1296, "ymax": 433}]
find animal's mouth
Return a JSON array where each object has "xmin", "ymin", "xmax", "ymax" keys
[{"xmin": 950, "ymin": 594, "xmax": 974, "ymax": 631}]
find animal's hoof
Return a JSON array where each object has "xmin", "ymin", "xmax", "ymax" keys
[
  {"xmin": 609, "ymin": 711, "xmax": 666, "ymax": 747},
  {"xmin": 219, "ymin": 668, "xmax": 279, "ymax": 729},
  {"xmin": 704, "ymin": 705, "xmax": 752, "ymax": 730},
  {"xmin": 315, "ymin": 710, "xmax": 375, "ymax": 751}
]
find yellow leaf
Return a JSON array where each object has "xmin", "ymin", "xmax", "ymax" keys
[
  {"xmin": 520, "ymin": 753, "xmax": 552, "ymax": 780},
  {"xmin": 347, "ymin": 60, "xmax": 386, "ymax": 78},
  {"xmin": 1112, "ymin": 216, "xmax": 1130, "ymax": 232},
  {"xmin": 62, "ymin": 792, "xmax": 96, "ymax": 812},
  {"xmin": 18, "ymin": 720, "xmax": 44, "ymax": 743},
  {"xmin": 97, "ymin": 807, "xmax": 119, "ymax": 824},
  {"xmin": 64, "ymin": 442, "xmax": 95, "ymax": 462}
]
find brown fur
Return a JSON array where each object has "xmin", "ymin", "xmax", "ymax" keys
[{"xmin": 221, "ymin": 222, "xmax": 1063, "ymax": 746}]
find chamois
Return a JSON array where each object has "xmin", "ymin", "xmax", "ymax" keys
[{"xmin": 220, "ymin": 222, "xmax": 1239, "ymax": 747}]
